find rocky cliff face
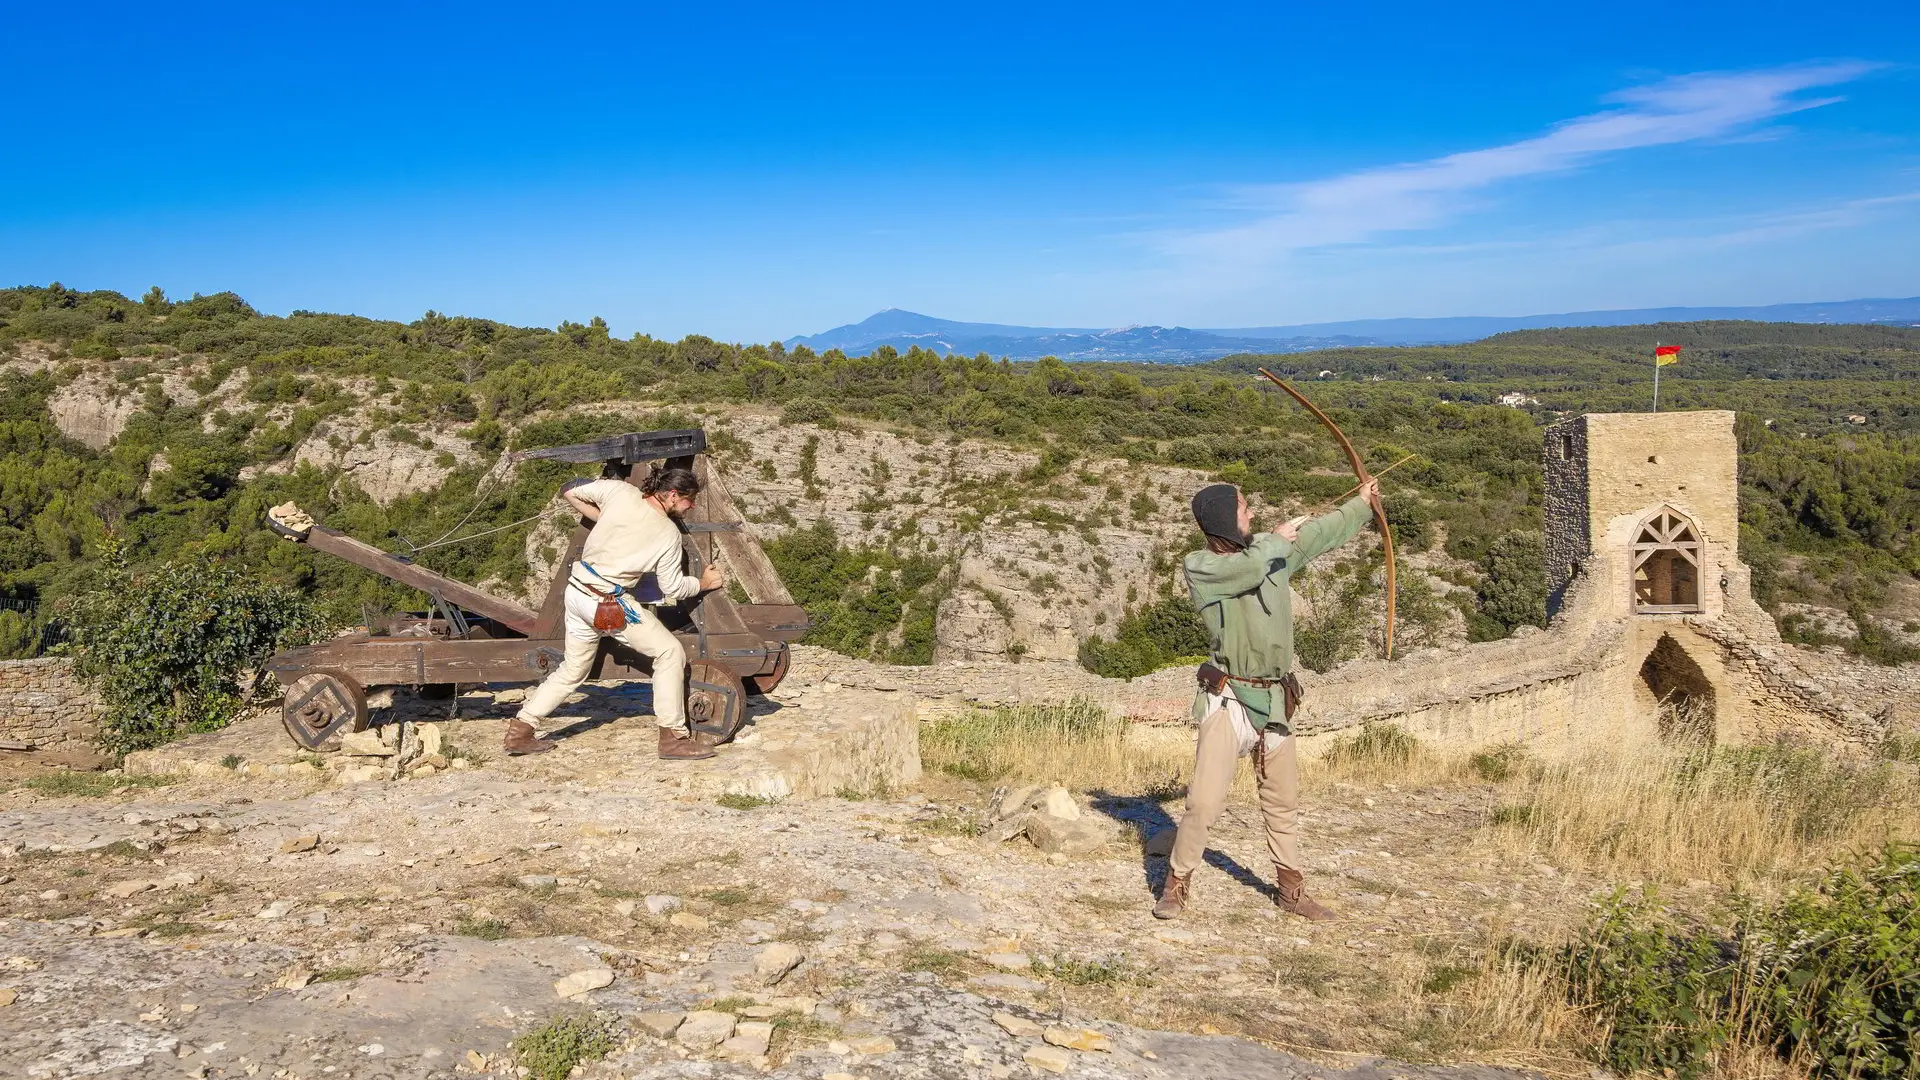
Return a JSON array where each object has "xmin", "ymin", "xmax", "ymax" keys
[{"xmin": 696, "ymin": 408, "xmax": 1218, "ymax": 663}]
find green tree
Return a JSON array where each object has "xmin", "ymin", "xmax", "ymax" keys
[{"xmin": 1471, "ymin": 530, "xmax": 1547, "ymax": 640}]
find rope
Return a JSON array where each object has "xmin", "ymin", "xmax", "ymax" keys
[
  {"xmin": 405, "ymin": 506, "xmax": 560, "ymax": 553},
  {"xmin": 405, "ymin": 450, "xmax": 513, "ymax": 552}
]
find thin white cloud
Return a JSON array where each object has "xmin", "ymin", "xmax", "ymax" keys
[{"xmin": 1159, "ymin": 61, "xmax": 1886, "ymax": 263}]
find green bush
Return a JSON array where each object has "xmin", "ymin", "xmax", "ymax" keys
[
  {"xmin": 512, "ymin": 1014, "xmax": 617, "ymax": 1080},
  {"xmin": 1077, "ymin": 595, "xmax": 1208, "ymax": 679},
  {"xmin": 1568, "ymin": 846, "xmax": 1920, "ymax": 1079},
  {"xmin": 0, "ymin": 609, "xmax": 41, "ymax": 659},
  {"xmin": 59, "ymin": 548, "xmax": 322, "ymax": 753},
  {"xmin": 1469, "ymin": 742, "xmax": 1528, "ymax": 782},
  {"xmin": 1469, "ymin": 530, "xmax": 1547, "ymax": 641},
  {"xmin": 762, "ymin": 518, "xmax": 949, "ymax": 664},
  {"xmin": 1323, "ymin": 722, "xmax": 1419, "ymax": 769}
]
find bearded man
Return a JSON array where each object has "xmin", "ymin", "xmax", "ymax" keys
[{"xmin": 503, "ymin": 464, "xmax": 724, "ymax": 760}]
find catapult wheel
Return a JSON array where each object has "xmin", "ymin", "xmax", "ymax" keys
[
  {"xmin": 687, "ymin": 660, "xmax": 748, "ymax": 747},
  {"xmin": 280, "ymin": 670, "xmax": 369, "ymax": 751},
  {"xmin": 745, "ymin": 645, "xmax": 791, "ymax": 697}
]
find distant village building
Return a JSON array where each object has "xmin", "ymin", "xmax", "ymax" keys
[{"xmin": 1496, "ymin": 391, "xmax": 1540, "ymax": 408}]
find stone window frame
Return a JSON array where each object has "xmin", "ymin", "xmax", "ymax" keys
[{"xmin": 1631, "ymin": 505, "xmax": 1704, "ymax": 614}]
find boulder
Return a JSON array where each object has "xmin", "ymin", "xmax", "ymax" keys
[
  {"xmin": 552, "ymin": 968, "xmax": 614, "ymax": 998},
  {"xmin": 338, "ymin": 730, "xmax": 393, "ymax": 757},
  {"xmin": 1027, "ymin": 812, "xmax": 1113, "ymax": 855},
  {"xmin": 676, "ymin": 1010, "xmax": 736, "ymax": 1050},
  {"xmin": 634, "ymin": 1012, "xmax": 684, "ymax": 1038},
  {"xmin": 753, "ymin": 942, "xmax": 804, "ymax": 983},
  {"xmin": 1040, "ymin": 786, "xmax": 1080, "ymax": 820}
]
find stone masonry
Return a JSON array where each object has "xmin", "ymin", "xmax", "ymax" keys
[{"xmin": 0, "ymin": 658, "xmax": 102, "ymax": 758}]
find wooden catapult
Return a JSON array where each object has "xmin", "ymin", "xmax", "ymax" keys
[{"xmin": 264, "ymin": 429, "xmax": 807, "ymax": 750}]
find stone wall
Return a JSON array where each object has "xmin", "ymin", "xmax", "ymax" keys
[
  {"xmin": 1542, "ymin": 415, "xmax": 1590, "ymax": 606},
  {"xmin": 0, "ymin": 659, "xmax": 102, "ymax": 757}
]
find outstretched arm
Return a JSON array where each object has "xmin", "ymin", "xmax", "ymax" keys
[{"xmin": 1289, "ymin": 492, "xmax": 1375, "ymax": 565}]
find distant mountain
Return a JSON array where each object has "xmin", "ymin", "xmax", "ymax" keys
[
  {"xmin": 784, "ymin": 309, "xmax": 1374, "ymax": 361},
  {"xmin": 787, "ymin": 298, "xmax": 1920, "ymax": 361}
]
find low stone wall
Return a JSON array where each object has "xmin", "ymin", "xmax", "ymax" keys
[
  {"xmin": 0, "ymin": 658, "xmax": 102, "ymax": 756},
  {"xmin": 801, "ymin": 558, "xmax": 1894, "ymax": 759}
]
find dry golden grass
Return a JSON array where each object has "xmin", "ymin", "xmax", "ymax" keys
[
  {"xmin": 926, "ymin": 701, "xmax": 1920, "ymax": 892},
  {"xmin": 1481, "ymin": 739, "xmax": 1920, "ymax": 889},
  {"xmin": 920, "ymin": 699, "xmax": 1207, "ymax": 799},
  {"xmin": 918, "ymin": 701, "xmax": 1915, "ymax": 1077}
]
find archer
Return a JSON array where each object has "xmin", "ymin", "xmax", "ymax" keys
[{"xmin": 1154, "ymin": 476, "xmax": 1380, "ymax": 922}]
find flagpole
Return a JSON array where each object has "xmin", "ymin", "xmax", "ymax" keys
[{"xmin": 1653, "ymin": 340, "xmax": 1660, "ymax": 413}]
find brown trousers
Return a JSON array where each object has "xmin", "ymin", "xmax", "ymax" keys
[{"xmin": 1169, "ymin": 708, "xmax": 1301, "ymax": 878}]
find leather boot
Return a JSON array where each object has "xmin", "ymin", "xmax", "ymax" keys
[
  {"xmin": 1274, "ymin": 866, "xmax": 1337, "ymax": 922},
  {"xmin": 658, "ymin": 725, "xmax": 717, "ymax": 761},
  {"xmin": 1152, "ymin": 872, "xmax": 1191, "ymax": 920},
  {"xmin": 503, "ymin": 718, "xmax": 555, "ymax": 756}
]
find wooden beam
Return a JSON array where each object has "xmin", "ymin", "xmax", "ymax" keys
[
  {"xmin": 511, "ymin": 429, "xmax": 707, "ymax": 466},
  {"xmin": 693, "ymin": 455, "xmax": 795, "ymax": 605},
  {"xmin": 304, "ymin": 526, "xmax": 539, "ymax": 635}
]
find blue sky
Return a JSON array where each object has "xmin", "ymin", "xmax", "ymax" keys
[{"xmin": 2, "ymin": 1, "xmax": 1916, "ymax": 341}]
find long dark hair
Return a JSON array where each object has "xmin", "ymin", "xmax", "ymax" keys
[{"xmin": 640, "ymin": 464, "xmax": 702, "ymax": 501}]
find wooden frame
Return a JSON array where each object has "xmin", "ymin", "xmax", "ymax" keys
[{"xmin": 1631, "ymin": 507, "xmax": 1703, "ymax": 614}]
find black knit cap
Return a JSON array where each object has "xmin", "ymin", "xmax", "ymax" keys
[{"xmin": 1191, "ymin": 483, "xmax": 1247, "ymax": 549}]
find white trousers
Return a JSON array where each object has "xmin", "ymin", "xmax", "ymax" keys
[{"xmin": 517, "ymin": 586, "xmax": 687, "ymax": 729}]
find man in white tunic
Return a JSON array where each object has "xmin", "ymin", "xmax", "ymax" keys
[{"xmin": 504, "ymin": 465, "xmax": 724, "ymax": 760}]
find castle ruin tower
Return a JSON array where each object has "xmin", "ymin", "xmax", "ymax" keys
[
  {"xmin": 1542, "ymin": 411, "xmax": 1748, "ymax": 743},
  {"xmin": 1543, "ymin": 411, "xmax": 1740, "ymax": 621}
]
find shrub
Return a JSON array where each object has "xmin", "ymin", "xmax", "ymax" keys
[
  {"xmin": 59, "ymin": 547, "xmax": 323, "ymax": 753},
  {"xmin": 1469, "ymin": 742, "xmax": 1528, "ymax": 782},
  {"xmin": 1323, "ymin": 723, "xmax": 1419, "ymax": 770},
  {"xmin": 1077, "ymin": 595, "xmax": 1210, "ymax": 679},
  {"xmin": 1567, "ymin": 846, "xmax": 1920, "ymax": 1080},
  {"xmin": 1470, "ymin": 530, "xmax": 1547, "ymax": 641},
  {"xmin": 513, "ymin": 1014, "xmax": 617, "ymax": 1080}
]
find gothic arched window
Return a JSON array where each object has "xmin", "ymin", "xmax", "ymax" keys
[{"xmin": 1632, "ymin": 507, "xmax": 1703, "ymax": 613}]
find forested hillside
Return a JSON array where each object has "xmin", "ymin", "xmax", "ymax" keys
[{"xmin": 1, "ymin": 283, "xmax": 1915, "ymax": 668}]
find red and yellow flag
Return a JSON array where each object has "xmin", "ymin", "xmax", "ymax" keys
[{"xmin": 1655, "ymin": 345, "xmax": 1682, "ymax": 367}]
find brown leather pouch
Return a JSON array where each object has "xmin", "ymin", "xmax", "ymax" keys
[
  {"xmin": 1281, "ymin": 671, "xmax": 1305, "ymax": 721},
  {"xmin": 591, "ymin": 594, "xmax": 627, "ymax": 632},
  {"xmin": 1196, "ymin": 662, "xmax": 1228, "ymax": 695}
]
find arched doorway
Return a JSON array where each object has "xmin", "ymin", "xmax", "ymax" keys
[
  {"xmin": 1639, "ymin": 634, "xmax": 1716, "ymax": 746},
  {"xmin": 1632, "ymin": 507, "xmax": 1703, "ymax": 613}
]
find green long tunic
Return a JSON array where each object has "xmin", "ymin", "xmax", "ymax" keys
[{"xmin": 1182, "ymin": 496, "xmax": 1373, "ymax": 732}]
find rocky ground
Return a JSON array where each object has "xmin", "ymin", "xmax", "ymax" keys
[{"xmin": 0, "ymin": 657, "xmax": 1649, "ymax": 1080}]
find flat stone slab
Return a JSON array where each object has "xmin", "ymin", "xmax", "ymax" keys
[{"xmin": 125, "ymin": 682, "xmax": 919, "ymax": 800}]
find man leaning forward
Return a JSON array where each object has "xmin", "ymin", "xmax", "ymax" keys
[
  {"xmin": 1154, "ymin": 478, "xmax": 1379, "ymax": 921},
  {"xmin": 504, "ymin": 465, "xmax": 724, "ymax": 761}
]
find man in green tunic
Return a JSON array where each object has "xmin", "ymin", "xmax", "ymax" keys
[{"xmin": 1153, "ymin": 479, "xmax": 1379, "ymax": 921}]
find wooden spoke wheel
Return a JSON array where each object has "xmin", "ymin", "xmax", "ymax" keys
[
  {"xmin": 280, "ymin": 670, "xmax": 369, "ymax": 751},
  {"xmin": 745, "ymin": 645, "xmax": 791, "ymax": 697},
  {"xmin": 686, "ymin": 660, "xmax": 748, "ymax": 747}
]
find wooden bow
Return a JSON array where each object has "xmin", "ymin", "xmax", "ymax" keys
[{"xmin": 1257, "ymin": 369, "xmax": 1396, "ymax": 660}]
